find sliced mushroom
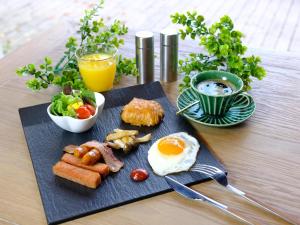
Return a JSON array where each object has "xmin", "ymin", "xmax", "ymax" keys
[
  {"xmin": 113, "ymin": 139, "xmax": 126, "ymax": 149},
  {"xmin": 135, "ymin": 133, "xmax": 152, "ymax": 143},
  {"xmin": 105, "ymin": 129, "xmax": 151, "ymax": 154},
  {"xmin": 106, "ymin": 129, "xmax": 139, "ymax": 141}
]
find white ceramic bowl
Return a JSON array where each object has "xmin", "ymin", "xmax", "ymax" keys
[{"xmin": 47, "ymin": 92, "xmax": 105, "ymax": 133}]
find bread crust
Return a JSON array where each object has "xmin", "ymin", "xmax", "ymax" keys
[{"xmin": 121, "ymin": 98, "xmax": 164, "ymax": 126}]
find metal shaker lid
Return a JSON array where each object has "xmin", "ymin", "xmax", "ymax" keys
[
  {"xmin": 135, "ymin": 31, "xmax": 154, "ymax": 49},
  {"xmin": 160, "ymin": 28, "xmax": 178, "ymax": 46}
]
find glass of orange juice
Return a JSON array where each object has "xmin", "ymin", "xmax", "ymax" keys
[{"xmin": 76, "ymin": 44, "xmax": 117, "ymax": 92}]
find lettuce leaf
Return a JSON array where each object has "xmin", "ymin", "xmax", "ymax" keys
[
  {"xmin": 80, "ymin": 89, "xmax": 96, "ymax": 106},
  {"xmin": 50, "ymin": 92, "xmax": 81, "ymax": 117}
]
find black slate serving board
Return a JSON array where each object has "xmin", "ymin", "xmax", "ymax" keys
[{"xmin": 19, "ymin": 81, "xmax": 225, "ymax": 225}]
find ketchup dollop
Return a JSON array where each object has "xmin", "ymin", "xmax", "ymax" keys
[{"xmin": 130, "ymin": 168, "xmax": 149, "ymax": 182}]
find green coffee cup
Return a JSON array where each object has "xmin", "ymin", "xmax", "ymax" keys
[{"xmin": 190, "ymin": 70, "xmax": 251, "ymax": 116}]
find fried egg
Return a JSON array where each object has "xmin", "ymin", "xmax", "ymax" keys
[{"xmin": 147, "ymin": 132, "xmax": 200, "ymax": 176}]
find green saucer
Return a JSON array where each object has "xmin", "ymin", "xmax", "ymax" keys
[{"xmin": 177, "ymin": 88, "xmax": 256, "ymax": 127}]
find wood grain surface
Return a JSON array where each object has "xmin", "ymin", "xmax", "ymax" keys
[
  {"xmin": 0, "ymin": 23, "xmax": 299, "ymax": 225},
  {"xmin": 3, "ymin": 0, "xmax": 300, "ymax": 56}
]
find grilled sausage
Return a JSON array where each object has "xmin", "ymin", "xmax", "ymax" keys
[
  {"xmin": 61, "ymin": 153, "xmax": 109, "ymax": 177},
  {"xmin": 81, "ymin": 148, "xmax": 101, "ymax": 165},
  {"xmin": 53, "ymin": 161, "xmax": 101, "ymax": 189}
]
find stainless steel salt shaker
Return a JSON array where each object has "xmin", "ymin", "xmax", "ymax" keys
[
  {"xmin": 135, "ymin": 31, "xmax": 154, "ymax": 84},
  {"xmin": 160, "ymin": 28, "xmax": 178, "ymax": 82}
]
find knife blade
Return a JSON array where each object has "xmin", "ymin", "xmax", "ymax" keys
[{"xmin": 165, "ymin": 176, "xmax": 254, "ymax": 225}]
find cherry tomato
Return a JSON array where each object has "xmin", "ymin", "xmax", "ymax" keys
[
  {"xmin": 76, "ymin": 106, "xmax": 91, "ymax": 119},
  {"xmin": 85, "ymin": 104, "xmax": 96, "ymax": 115},
  {"xmin": 130, "ymin": 168, "xmax": 149, "ymax": 182}
]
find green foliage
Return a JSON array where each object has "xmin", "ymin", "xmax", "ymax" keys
[
  {"xmin": 54, "ymin": 37, "xmax": 78, "ymax": 73},
  {"xmin": 115, "ymin": 55, "xmax": 138, "ymax": 82},
  {"xmin": 16, "ymin": 57, "xmax": 85, "ymax": 91},
  {"xmin": 171, "ymin": 13, "xmax": 266, "ymax": 92},
  {"xmin": 53, "ymin": 69, "xmax": 85, "ymax": 90},
  {"xmin": 54, "ymin": 0, "xmax": 135, "ymax": 79},
  {"xmin": 16, "ymin": 57, "xmax": 56, "ymax": 91},
  {"xmin": 84, "ymin": 19, "xmax": 128, "ymax": 49},
  {"xmin": 79, "ymin": 0, "xmax": 105, "ymax": 43},
  {"xmin": 17, "ymin": 0, "xmax": 138, "ymax": 92}
]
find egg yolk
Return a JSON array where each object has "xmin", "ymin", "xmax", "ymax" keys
[{"xmin": 158, "ymin": 137, "xmax": 185, "ymax": 155}]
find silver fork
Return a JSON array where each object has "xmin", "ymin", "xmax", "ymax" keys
[{"xmin": 190, "ymin": 164, "xmax": 296, "ymax": 225}]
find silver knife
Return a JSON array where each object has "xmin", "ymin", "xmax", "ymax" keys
[{"xmin": 165, "ymin": 176, "xmax": 254, "ymax": 225}]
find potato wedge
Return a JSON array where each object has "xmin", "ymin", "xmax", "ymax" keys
[
  {"xmin": 135, "ymin": 133, "xmax": 152, "ymax": 143},
  {"xmin": 106, "ymin": 129, "xmax": 138, "ymax": 141},
  {"xmin": 113, "ymin": 129, "xmax": 139, "ymax": 135},
  {"xmin": 105, "ymin": 129, "xmax": 151, "ymax": 154},
  {"xmin": 113, "ymin": 128, "xmax": 137, "ymax": 133},
  {"xmin": 121, "ymin": 136, "xmax": 135, "ymax": 144},
  {"xmin": 113, "ymin": 139, "xmax": 126, "ymax": 149}
]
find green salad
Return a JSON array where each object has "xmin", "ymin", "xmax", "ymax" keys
[{"xmin": 50, "ymin": 87, "xmax": 96, "ymax": 119}]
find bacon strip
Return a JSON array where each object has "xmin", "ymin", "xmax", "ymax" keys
[{"xmin": 81, "ymin": 140, "xmax": 124, "ymax": 172}]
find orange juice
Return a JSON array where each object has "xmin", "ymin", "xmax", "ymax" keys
[{"xmin": 78, "ymin": 53, "xmax": 117, "ymax": 92}]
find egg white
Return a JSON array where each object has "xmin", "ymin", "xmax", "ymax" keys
[{"xmin": 147, "ymin": 132, "xmax": 200, "ymax": 176}]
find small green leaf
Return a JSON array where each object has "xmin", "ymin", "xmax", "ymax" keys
[
  {"xmin": 48, "ymin": 73, "xmax": 54, "ymax": 82},
  {"xmin": 197, "ymin": 15, "xmax": 204, "ymax": 23},
  {"xmin": 27, "ymin": 64, "xmax": 36, "ymax": 73},
  {"xmin": 34, "ymin": 71, "xmax": 41, "ymax": 78},
  {"xmin": 26, "ymin": 78, "xmax": 40, "ymax": 90},
  {"xmin": 16, "ymin": 67, "xmax": 26, "ymax": 76},
  {"xmin": 45, "ymin": 57, "xmax": 52, "ymax": 65},
  {"xmin": 41, "ymin": 83, "xmax": 48, "ymax": 89},
  {"xmin": 183, "ymin": 75, "xmax": 191, "ymax": 83},
  {"xmin": 219, "ymin": 44, "xmax": 229, "ymax": 57},
  {"xmin": 180, "ymin": 32, "xmax": 186, "ymax": 40},
  {"xmin": 186, "ymin": 26, "xmax": 193, "ymax": 34}
]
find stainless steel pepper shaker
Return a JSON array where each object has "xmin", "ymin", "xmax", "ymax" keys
[
  {"xmin": 160, "ymin": 28, "xmax": 178, "ymax": 82},
  {"xmin": 135, "ymin": 31, "xmax": 154, "ymax": 84}
]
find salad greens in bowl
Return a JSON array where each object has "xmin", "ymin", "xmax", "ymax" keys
[
  {"xmin": 47, "ymin": 87, "xmax": 105, "ymax": 133},
  {"xmin": 50, "ymin": 88, "xmax": 97, "ymax": 119}
]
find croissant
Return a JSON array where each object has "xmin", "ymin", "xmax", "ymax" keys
[{"xmin": 121, "ymin": 98, "xmax": 164, "ymax": 126}]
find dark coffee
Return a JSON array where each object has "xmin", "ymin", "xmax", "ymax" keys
[{"xmin": 197, "ymin": 79, "xmax": 236, "ymax": 96}]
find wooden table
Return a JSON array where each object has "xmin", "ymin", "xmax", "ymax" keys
[{"xmin": 0, "ymin": 23, "xmax": 299, "ymax": 225}]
